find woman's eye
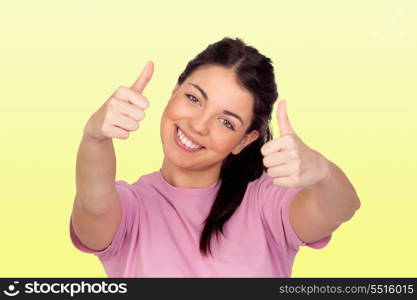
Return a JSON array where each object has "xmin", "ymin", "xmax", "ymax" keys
[
  {"xmin": 220, "ymin": 118, "xmax": 235, "ymax": 131},
  {"xmin": 186, "ymin": 94, "xmax": 200, "ymax": 104},
  {"xmin": 185, "ymin": 94, "xmax": 234, "ymax": 130}
]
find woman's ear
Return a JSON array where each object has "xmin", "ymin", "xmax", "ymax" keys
[{"xmin": 231, "ymin": 130, "xmax": 259, "ymax": 155}]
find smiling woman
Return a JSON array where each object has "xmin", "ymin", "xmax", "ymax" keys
[
  {"xmin": 160, "ymin": 64, "xmax": 260, "ymax": 182},
  {"xmin": 69, "ymin": 37, "xmax": 336, "ymax": 278}
]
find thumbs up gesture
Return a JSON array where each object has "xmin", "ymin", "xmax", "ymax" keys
[
  {"xmin": 84, "ymin": 60, "xmax": 154, "ymax": 142},
  {"xmin": 261, "ymin": 100, "xmax": 331, "ymax": 188}
]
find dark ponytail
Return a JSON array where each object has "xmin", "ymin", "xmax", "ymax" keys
[{"xmin": 177, "ymin": 37, "xmax": 278, "ymax": 257}]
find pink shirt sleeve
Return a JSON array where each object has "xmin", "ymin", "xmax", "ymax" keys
[
  {"xmin": 69, "ymin": 180, "xmax": 139, "ymax": 262},
  {"xmin": 255, "ymin": 173, "xmax": 332, "ymax": 252}
]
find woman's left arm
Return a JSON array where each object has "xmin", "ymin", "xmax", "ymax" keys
[
  {"xmin": 261, "ymin": 100, "xmax": 361, "ymax": 244},
  {"xmin": 289, "ymin": 156, "xmax": 361, "ymax": 243}
]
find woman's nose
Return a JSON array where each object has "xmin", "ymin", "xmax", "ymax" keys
[{"xmin": 189, "ymin": 113, "xmax": 209, "ymax": 136}]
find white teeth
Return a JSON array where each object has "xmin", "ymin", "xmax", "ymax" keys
[
  {"xmin": 177, "ymin": 127, "xmax": 202, "ymax": 149},
  {"xmin": 185, "ymin": 140, "xmax": 192, "ymax": 148}
]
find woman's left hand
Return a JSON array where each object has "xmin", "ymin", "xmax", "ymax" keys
[{"xmin": 261, "ymin": 100, "xmax": 331, "ymax": 188}]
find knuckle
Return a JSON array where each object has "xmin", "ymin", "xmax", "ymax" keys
[
  {"xmin": 117, "ymin": 129, "xmax": 129, "ymax": 139},
  {"xmin": 107, "ymin": 99, "xmax": 117, "ymax": 110},
  {"xmin": 104, "ymin": 110, "xmax": 113, "ymax": 121},
  {"xmin": 115, "ymin": 85, "xmax": 128, "ymax": 98},
  {"xmin": 100, "ymin": 124, "xmax": 109, "ymax": 135},
  {"xmin": 117, "ymin": 85, "xmax": 127, "ymax": 94},
  {"xmin": 291, "ymin": 150, "xmax": 299, "ymax": 159},
  {"xmin": 284, "ymin": 135, "xmax": 294, "ymax": 146},
  {"xmin": 137, "ymin": 95, "xmax": 149, "ymax": 109},
  {"xmin": 106, "ymin": 99, "xmax": 115, "ymax": 113},
  {"xmin": 138, "ymin": 110, "xmax": 145, "ymax": 120},
  {"xmin": 294, "ymin": 163, "xmax": 301, "ymax": 174},
  {"xmin": 142, "ymin": 98, "xmax": 149, "ymax": 109},
  {"xmin": 292, "ymin": 176, "xmax": 300, "ymax": 186},
  {"xmin": 128, "ymin": 119, "xmax": 138, "ymax": 131}
]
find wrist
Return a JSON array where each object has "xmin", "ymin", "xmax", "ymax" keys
[
  {"xmin": 82, "ymin": 131, "xmax": 111, "ymax": 144},
  {"xmin": 318, "ymin": 154, "xmax": 333, "ymax": 186}
]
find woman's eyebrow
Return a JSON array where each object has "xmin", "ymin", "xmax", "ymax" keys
[
  {"xmin": 189, "ymin": 83, "xmax": 208, "ymax": 100},
  {"xmin": 188, "ymin": 82, "xmax": 244, "ymax": 125}
]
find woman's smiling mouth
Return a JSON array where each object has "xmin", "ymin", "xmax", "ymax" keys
[{"xmin": 174, "ymin": 125, "xmax": 205, "ymax": 152}]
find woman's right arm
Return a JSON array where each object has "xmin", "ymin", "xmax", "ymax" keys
[
  {"xmin": 71, "ymin": 61, "xmax": 154, "ymax": 251},
  {"xmin": 72, "ymin": 136, "xmax": 121, "ymax": 251}
]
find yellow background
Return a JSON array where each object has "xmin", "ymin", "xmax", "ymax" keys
[{"xmin": 1, "ymin": 0, "xmax": 416, "ymax": 277}]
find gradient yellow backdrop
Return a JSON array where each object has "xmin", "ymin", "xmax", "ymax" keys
[{"xmin": 1, "ymin": 0, "xmax": 416, "ymax": 277}]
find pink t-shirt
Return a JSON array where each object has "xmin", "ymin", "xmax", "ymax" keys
[{"xmin": 70, "ymin": 171, "xmax": 331, "ymax": 277}]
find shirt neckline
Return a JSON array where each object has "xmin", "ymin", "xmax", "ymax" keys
[{"xmin": 154, "ymin": 170, "xmax": 221, "ymax": 196}]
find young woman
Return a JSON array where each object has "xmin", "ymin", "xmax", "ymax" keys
[{"xmin": 70, "ymin": 37, "xmax": 361, "ymax": 277}]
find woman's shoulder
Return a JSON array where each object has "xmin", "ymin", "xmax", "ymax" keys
[
  {"xmin": 247, "ymin": 172, "xmax": 271, "ymax": 189},
  {"xmin": 245, "ymin": 171, "xmax": 302, "ymax": 200},
  {"xmin": 114, "ymin": 171, "xmax": 159, "ymax": 198},
  {"xmin": 115, "ymin": 171, "xmax": 158, "ymax": 186}
]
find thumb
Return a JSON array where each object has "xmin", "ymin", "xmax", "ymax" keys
[
  {"xmin": 277, "ymin": 99, "xmax": 295, "ymax": 136},
  {"xmin": 131, "ymin": 60, "xmax": 154, "ymax": 94}
]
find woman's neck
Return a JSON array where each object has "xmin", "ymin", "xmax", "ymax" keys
[{"xmin": 160, "ymin": 158, "xmax": 220, "ymax": 188}]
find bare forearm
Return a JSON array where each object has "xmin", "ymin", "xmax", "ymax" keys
[
  {"xmin": 307, "ymin": 158, "xmax": 361, "ymax": 224},
  {"xmin": 75, "ymin": 134, "xmax": 117, "ymax": 214}
]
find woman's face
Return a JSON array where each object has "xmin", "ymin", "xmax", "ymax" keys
[{"xmin": 160, "ymin": 64, "xmax": 259, "ymax": 172}]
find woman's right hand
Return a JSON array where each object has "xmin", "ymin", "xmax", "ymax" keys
[{"xmin": 83, "ymin": 60, "xmax": 154, "ymax": 142}]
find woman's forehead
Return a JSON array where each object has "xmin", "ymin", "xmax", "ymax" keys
[{"xmin": 185, "ymin": 65, "xmax": 254, "ymax": 109}]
